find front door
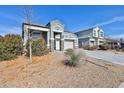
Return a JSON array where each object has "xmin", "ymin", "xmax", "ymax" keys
[{"xmin": 55, "ymin": 40, "xmax": 60, "ymax": 50}]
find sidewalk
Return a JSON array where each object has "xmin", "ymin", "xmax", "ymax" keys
[{"xmin": 119, "ymin": 82, "xmax": 124, "ymax": 88}]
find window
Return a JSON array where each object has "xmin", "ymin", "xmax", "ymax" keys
[
  {"xmin": 100, "ymin": 32, "xmax": 104, "ymax": 37},
  {"xmin": 99, "ymin": 41, "xmax": 103, "ymax": 45},
  {"xmin": 31, "ymin": 32, "xmax": 42, "ymax": 38},
  {"xmin": 93, "ymin": 31, "xmax": 96, "ymax": 37},
  {"xmin": 53, "ymin": 25, "xmax": 62, "ymax": 31}
]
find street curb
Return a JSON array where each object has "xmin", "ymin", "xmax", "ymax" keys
[{"xmin": 118, "ymin": 82, "xmax": 124, "ymax": 88}]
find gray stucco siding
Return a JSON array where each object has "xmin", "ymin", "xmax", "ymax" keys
[
  {"xmin": 78, "ymin": 38, "xmax": 89, "ymax": 47},
  {"xmin": 76, "ymin": 29, "xmax": 93, "ymax": 38}
]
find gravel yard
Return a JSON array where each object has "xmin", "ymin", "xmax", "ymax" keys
[{"xmin": 0, "ymin": 51, "xmax": 124, "ymax": 88}]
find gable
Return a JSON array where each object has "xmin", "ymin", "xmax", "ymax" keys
[{"xmin": 50, "ymin": 20, "xmax": 64, "ymax": 32}]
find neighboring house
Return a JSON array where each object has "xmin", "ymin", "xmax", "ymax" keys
[
  {"xmin": 75, "ymin": 27, "xmax": 105, "ymax": 48},
  {"xmin": 121, "ymin": 43, "xmax": 124, "ymax": 48},
  {"xmin": 22, "ymin": 20, "xmax": 78, "ymax": 52},
  {"xmin": 105, "ymin": 38, "xmax": 124, "ymax": 49}
]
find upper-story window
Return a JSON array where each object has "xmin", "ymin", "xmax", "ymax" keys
[
  {"xmin": 93, "ymin": 31, "xmax": 97, "ymax": 37},
  {"xmin": 54, "ymin": 26, "xmax": 61, "ymax": 30},
  {"xmin": 53, "ymin": 25, "xmax": 63, "ymax": 32},
  {"xmin": 100, "ymin": 31, "xmax": 104, "ymax": 37}
]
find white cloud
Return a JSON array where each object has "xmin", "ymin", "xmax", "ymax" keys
[
  {"xmin": 95, "ymin": 16, "xmax": 124, "ymax": 27},
  {"xmin": 108, "ymin": 27, "xmax": 124, "ymax": 30},
  {"xmin": 73, "ymin": 16, "xmax": 124, "ymax": 32},
  {"xmin": 108, "ymin": 34, "xmax": 124, "ymax": 39},
  {"xmin": 0, "ymin": 25, "xmax": 21, "ymax": 36}
]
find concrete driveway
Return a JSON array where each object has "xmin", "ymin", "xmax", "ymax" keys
[{"xmin": 84, "ymin": 50, "xmax": 124, "ymax": 66}]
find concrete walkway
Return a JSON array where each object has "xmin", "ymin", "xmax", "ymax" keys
[{"xmin": 84, "ymin": 50, "xmax": 124, "ymax": 66}]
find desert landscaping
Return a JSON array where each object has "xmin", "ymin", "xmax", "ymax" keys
[
  {"xmin": 1, "ymin": 5, "xmax": 124, "ymax": 89},
  {"xmin": 0, "ymin": 50, "xmax": 124, "ymax": 88},
  {"xmin": 0, "ymin": 6, "xmax": 124, "ymax": 88}
]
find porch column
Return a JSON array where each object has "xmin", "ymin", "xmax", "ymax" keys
[
  {"xmin": 60, "ymin": 33, "xmax": 64, "ymax": 51},
  {"xmin": 47, "ymin": 31, "xmax": 50, "ymax": 49},
  {"xmin": 75, "ymin": 38, "xmax": 79, "ymax": 49},
  {"xmin": 50, "ymin": 30, "xmax": 54, "ymax": 52}
]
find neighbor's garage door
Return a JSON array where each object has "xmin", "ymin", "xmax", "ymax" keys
[{"xmin": 64, "ymin": 40, "xmax": 74, "ymax": 50}]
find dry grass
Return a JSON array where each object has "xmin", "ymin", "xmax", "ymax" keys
[{"xmin": 0, "ymin": 52, "xmax": 124, "ymax": 88}]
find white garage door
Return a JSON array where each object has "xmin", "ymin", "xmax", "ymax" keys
[{"xmin": 64, "ymin": 40, "xmax": 74, "ymax": 50}]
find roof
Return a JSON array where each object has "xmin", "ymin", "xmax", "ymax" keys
[
  {"xmin": 22, "ymin": 23, "xmax": 49, "ymax": 28},
  {"xmin": 64, "ymin": 31, "xmax": 75, "ymax": 34},
  {"xmin": 64, "ymin": 31, "xmax": 77, "ymax": 38},
  {"xmin": 23, "ymin": 19, "xmax": 64, "ymax": 28},
  {"xmin": 64, "ymin": 31, "xmax": 77, "ymax": 36},
  {"xmin": 46, "ymin": 20, "xmax": 64, "ymax": 27},
  {"xmin": 75, "ymin": 26, "xmax": 100, "ymax": 34},
  {"xmin": 75, "ymin": 27, "xmax": 94, "ymax": 34}
]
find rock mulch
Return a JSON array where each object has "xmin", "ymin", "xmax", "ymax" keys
[{"xmin": 0, "ymin": 52, "xmax": 124, "ymax": 88}]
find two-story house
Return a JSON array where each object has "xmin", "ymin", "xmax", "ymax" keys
[
  {"xmin": 22, "ymin": 20, "xmax": 78, "ymax": 52},
  {"xmin": 75, "ymin": 27, "xmax": 105, "ymax": 48}
]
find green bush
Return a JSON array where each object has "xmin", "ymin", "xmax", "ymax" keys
[
  {"xmin": 0, "ymin": 34, "xmax": 23, "ymax": 61},
  {"xmin": 65, "ymin": 49, "xmax": 81, "ymax": 67},
  {"xmin": 26, "ymin": 38, "xmax": 49, "ymax": 56}
]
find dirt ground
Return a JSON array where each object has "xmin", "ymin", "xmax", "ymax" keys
[{"xmin": 0, "ymin": 51, "xmax": 124, "ymax": 88}]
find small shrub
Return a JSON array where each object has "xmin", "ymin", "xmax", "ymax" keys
[
  {"xmin": 0, "ymin": 34, "xmax": 23, "ymax": 61},
  {"xmin": 83, "ymin": 45, "xmax": 97, "ymax": 50},
  {"xmin": 115, "ymin": 47, "xmax": 120, "ymax": 51},
  {"xmin": 99, "ymin": 43, "xmax": 109, "ymax": 50},
  {"xmin": 26, "ymin": 38, "xmax": 49, "ymax": 56},
  {"xmin": 65, "ymin": 49, "xmax": 81, "ymax": 67},
  {"xmin": 65, "ymin": 48, "xmax": 73, "ymax": 56},
  {"xmin": 122, "ymin": 48, "xmax": 124, "ymax": 51}
]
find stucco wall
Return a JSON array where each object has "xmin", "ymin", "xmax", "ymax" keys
[
  {"xmin": 78, "ymin": 38, "xmax": 89, "ymax": 47},
  {"xmin": 76, "ymin": 29, "xmax": 93, "ymax": 39}
]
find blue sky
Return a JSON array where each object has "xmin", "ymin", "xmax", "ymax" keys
[{"xmin": 0, "ymin": 5, "xmax": 124, "ymax": 39}]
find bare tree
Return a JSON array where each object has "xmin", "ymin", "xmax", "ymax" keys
[
  {"xmin": 24, "ymin": 6, "xmax": 33, "ymax": 62},
  {"xmin": 24, "ymin": 6, "xmax": 33, "ymax": 23}
]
